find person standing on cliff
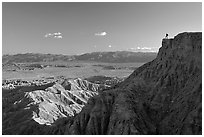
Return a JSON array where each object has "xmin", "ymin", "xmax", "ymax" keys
[{"xmin": 165, "ymin": 33, "xmax": 169, "ymax": 39}]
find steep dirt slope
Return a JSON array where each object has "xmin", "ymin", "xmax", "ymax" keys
[{"xmin": 66, "ymin": 32, "xmax": 202, "ymax": 135}]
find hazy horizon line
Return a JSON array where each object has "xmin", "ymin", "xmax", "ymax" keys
[{"xmin": 2, "ymin": 50, "xmax": 158, "ymax": 56}]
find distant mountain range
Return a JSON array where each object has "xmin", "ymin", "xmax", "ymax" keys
[{"xmin": 2, "ymin": 51, "xmax": 157, "ymax": 63}]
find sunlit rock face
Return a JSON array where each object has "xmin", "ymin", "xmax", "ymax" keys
[{"xmin": 24, "ymin": 78, "xmax": 108, "ymax": 125}]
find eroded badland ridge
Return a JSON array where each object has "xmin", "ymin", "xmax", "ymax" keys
[
  {"xmin": 2, "ymin": 32, "xmax": 202, "ymax": 135},
  {"xmin": 66, "ymin": 32, "xmax": 202, "ymax": 135}
]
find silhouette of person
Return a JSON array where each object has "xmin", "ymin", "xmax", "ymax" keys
[{"xmin": 165, "ymin": 33, "xmax": 169, "ymax": 39}]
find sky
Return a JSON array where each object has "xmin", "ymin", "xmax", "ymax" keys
[{"xmin": 2, "ymin": 2, "xmax": 202, "ymax": 55}]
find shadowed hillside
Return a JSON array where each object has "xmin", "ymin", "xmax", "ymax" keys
[{"xmin": 64, "ymin": 32, "xmax": 202, "ymax": 135}]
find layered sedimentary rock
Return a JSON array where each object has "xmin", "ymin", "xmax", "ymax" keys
[{"xmin": 65, "ymin": 32, "xmax": 202, "ymax": 135}]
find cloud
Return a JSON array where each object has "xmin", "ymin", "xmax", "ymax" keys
[
  {"xmin": 54, "ymin": 35, "xmax": 62, "ymax": 39},
  {"xmin": 128, "ymin": 47, "xmax": 158, "ymax": 52},
  {"xmin": 45, "ymin": 33, "xmax": 52, "ymax": 38},
  {"xmin": 54, "ymin": 32, "xmax": 61, "ymax": 35},
  {"xmin": 95, "ymin": 31, "xmax": 107, "ymax": 36},
  {"xmin": 44, "ymin": 32, "xmax": 63, "ymax": 39},
  {"xmin": 137, "ymin": 47, "xmax": 152, "ymax": 50}
]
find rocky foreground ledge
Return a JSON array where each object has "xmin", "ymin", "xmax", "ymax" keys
[{"xmin": 2, "ymin": 32, "xmax": 202, "ymax": 135}]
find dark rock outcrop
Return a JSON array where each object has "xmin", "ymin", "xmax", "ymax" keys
[{"xmin": 64, "ymin": 32, "xmax": 202, "ymax": 135}]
